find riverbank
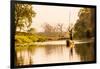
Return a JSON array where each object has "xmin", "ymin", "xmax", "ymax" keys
[{"xmin": 16, "ymin": 39, "xmax": 94, "ymax": 46}]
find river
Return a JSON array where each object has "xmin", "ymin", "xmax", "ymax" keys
[{"xmin": 15, "ymin": 40, "xmax": 95, "ymax": 66}]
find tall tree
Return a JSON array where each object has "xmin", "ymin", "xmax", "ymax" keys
[
  {"xmin": 67, "ymin": 24, "xmax": 74, "ymax": 40},
  {"xmin": 15, "ymin": 3, "xmax": 36, "ymax": 31},
  {"xmin": 74, "ymin": 8, "xmax": 95, "ymax": 39}
]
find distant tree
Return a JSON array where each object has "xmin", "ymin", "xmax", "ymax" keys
[
  {"xmin": 57, "ymin": 24, "xmax": 64, "ymax": 37},
  {"xmin": 27, "ymin": 28, "xmax": 36, "ymax": 34},
  {"xmin": 15, "ymin": 4, "xmax": 36, "ymax": 31},
  {"xmin": 57, "ymin": 24, "xmax": 63, "ymax": 33},
  {"xmin": 43, "ymin": 23, "xmax": 54, "ymax": 33}
]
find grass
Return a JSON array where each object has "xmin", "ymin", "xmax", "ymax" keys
[{"xmin": 15, "ymin": 34, "xmax": 47, "ymax": 44}]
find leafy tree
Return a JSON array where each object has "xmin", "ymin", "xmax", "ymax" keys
[
  {"xmin": 15, "ymin": 3, "xmax": 36, "ymax": 31},
  {"xmin": 74, "ymin": 8, "xmax": 95, "ymax": 39}
]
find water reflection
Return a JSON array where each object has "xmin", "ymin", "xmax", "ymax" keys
[
  {"xmin": 75, "ymin": 42, "xmax": 95, "ymax": 62},
  {"xmin": 15, "ymin": 42, "xmax": 94, "ymax": 66}
]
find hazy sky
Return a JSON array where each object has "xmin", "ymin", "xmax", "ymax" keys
[{"xmin": 31, "ymin": 5, "xmax": 81, "ymax": 32}]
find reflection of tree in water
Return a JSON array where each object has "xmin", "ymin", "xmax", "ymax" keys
[
  {"xmin": 44, "ymin": 45, "xmax": 64, "ymax": 55},
  {"xmin": 15, "ymin": 45, "xmax": 36, "ymax": 66},
  {"xmin": 70, "ymin": 48, "xmax": 73, "ymax": 56},
  {"xmin": 75, "ymin": 42, "xmax": 95, "ymax": 62},
  {"xmin": 69, "ymin": 47, "xmax": 74, "ymax": 61},
  {"xmin": 16, "ymin": 50, "xmax": 24, "ymax": 66},
  {"xmin": 44, "ymin": 45, "xmax": 54, "ymax": 55},
  {"xmin": 27, "ymin": 46, "xmax": 34, "ymax": 65}
]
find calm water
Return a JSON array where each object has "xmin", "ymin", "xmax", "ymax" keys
[{"xmin": 15, "ymin": 41, "xmax": 95, "ymax": 66}]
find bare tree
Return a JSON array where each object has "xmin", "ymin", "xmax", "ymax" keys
[
  {"xmin": 67, "ymin": 24, "xmax": 74, "ymax": 40},
  {"xmin": 43, "ymin": 23, "xmax": 54, "ymax": 33},
  {"xmin": 57, "ymin": 24, "xmax": 64, "ymax": 37}
]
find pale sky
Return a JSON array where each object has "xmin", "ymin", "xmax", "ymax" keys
[{"xmin": 31, "ymin": 5, "xmax": 81, "ymax": 32}]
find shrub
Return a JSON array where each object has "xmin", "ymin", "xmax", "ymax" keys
[
  {"xmin": 37, "ymin": 36, "xmax": 47, "ymax": 42},
  {"xmin": 28, "ymin": 35, "xmax": 38, "ymax": 42},
  {"xmin": 15, "ymin": 35, "xmax": 32, "ymax": 43}
]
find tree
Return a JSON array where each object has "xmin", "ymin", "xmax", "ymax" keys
[
  {"xmin": 43, "ymin": 23, "xmax": 54, "ymax": 33},
  {"xmin": 67, "ymin": 24, "xmax": 74, "ymax": 40},
  {"xmin": 57, "ymin": 24, "xmax": 63, "ymax": 37},
  {"xmin": 27, "ymin": 28, "xmax": 36, "ymax": 34},
  {"xmin": 15, "ymin": 3, "xmax": 36, "ymax": 31},
  {"xmin": 57, "ymin": 24, "xmax": 63, "ymax": 32},
  {"xmin": 74, "ymin": 8, "xmax": 95, "ymax": 39}
]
